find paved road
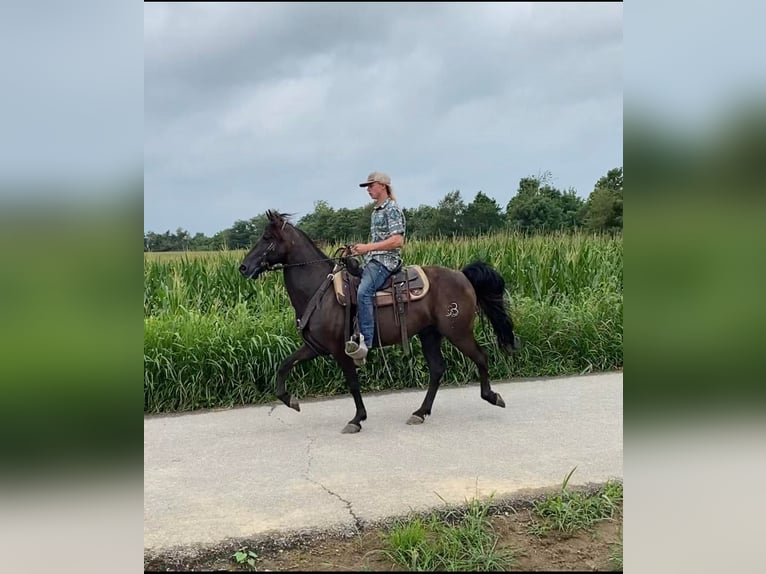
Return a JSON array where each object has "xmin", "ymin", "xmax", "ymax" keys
[{"xmin": 144, "ymin": 372, "xmax": 622, "ymax": 552}]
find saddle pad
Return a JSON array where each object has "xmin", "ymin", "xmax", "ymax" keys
[{"xmin": 333, "ymin": 264, "xmax": 430, "ymax": 307}]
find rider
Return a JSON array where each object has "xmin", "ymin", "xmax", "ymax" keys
[{"xmin": 349, "ymin": 171, "xmax": 406, "ymax": 361}]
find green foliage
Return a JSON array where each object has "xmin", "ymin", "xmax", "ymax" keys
[
  {"xmin": 403, "ymin": 204, "xmax": 438, "ymax": 238},
  {"xmin": 463, "ymin": 191, "xmax": 505, "ymax": 235},
  {"xmin": 505, "ymin": 173, "xmax": 586, "ymax": 232},
  {"xmin": 297, "ymin": 200, "xmax": 374, "ymax": 244},
  {"xmin": 225, "ymin": 215, "xmax": 269, "ymax": 250},
  {"xmin": 232, "ymin": 548, "xmax": 258, "ymax": 569},
  {"xmin": 528, "ymin": 469, "xmax": 623, "ymax": 536},
  {"xmin": 144, "ymin": 231, "xmax": 622, "ymax": 413},
  {"xmin": 610, "ymin": 535, "xmax": 623, "ymax": 571},
  {"xmin": 144, "ymin": 167, "xmax": 623, "ymax": 251},
  {"xmin": 583, "ymin": 167, "xmax": 623, "ymax": 232},
  {"xmin": 382, "ymin": 497, "xmax": 515, "ymax": 571},
  {"xmin": 432, "ymin": 190, "xmax": 467, "ymax": 237},
  {"xmin": 144, "ymin": 215, "xmax": 267, "ymax": 252}
]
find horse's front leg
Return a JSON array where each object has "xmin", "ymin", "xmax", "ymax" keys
[
  {"xmin": 334, "ymin": 353, "xmax": 367, "ymax": 434},
  {"xmin": 275, "ymin": 344, "xmax": 318, "ymax": 411}
]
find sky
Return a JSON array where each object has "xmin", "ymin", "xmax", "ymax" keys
[{"xmin": 144, "ymin": 2, "xmax": 623, "ymax": 236}]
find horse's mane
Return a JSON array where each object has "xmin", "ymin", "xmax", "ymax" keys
[
  {"xmin": 265, "ymin": 210, "xmax": 328, "ymax": 258},
  {"xmin": 265, "ymin": 210, "xmax": 293, "ymax": 226}
]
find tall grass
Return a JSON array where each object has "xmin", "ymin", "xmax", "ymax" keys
[
  {"xmin": 144, "ymin": 231, "xmax": 621, "ymax": 314},
  {"xmin": 404, "ymin": 231, "xmax": 622, "ymax": 304},
  {"xmin": 144, "ymin": 231, "xmax": 622, "ymax": 413}
]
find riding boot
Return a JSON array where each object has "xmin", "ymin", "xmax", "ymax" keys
[{"xmin": 344, "ymin": 333, "xmax": 368, "ymax": 366}]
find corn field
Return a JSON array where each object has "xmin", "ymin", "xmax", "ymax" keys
[{"xmin": 144, "ymin": 232, "xmax": 622, "ymax": 413}]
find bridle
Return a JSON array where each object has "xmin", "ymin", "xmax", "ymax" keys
[
  {"xmin": 250, "ymin": 240, "xmax": 358, "ymax": 354},
  {"xmin": 257, "ymin": 242, "xmax": 354, "ymax": 273},
  {"xmin": 244, "ymin": 231, "xmax": 367, "ymax": 359}
]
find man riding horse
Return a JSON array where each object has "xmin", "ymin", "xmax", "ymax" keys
[{"xmin": 347, "ymin": 171, "xmax": 406, "ymax": 364}]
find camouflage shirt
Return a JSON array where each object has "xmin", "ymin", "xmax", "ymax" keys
[{"xmin": 364, "ymin": 198, "xmax": 406, "ymax": 272}]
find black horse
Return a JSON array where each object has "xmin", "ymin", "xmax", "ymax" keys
[{"xmin": 239, "ymin": 211, "xmax": 520, "ymax": 434}]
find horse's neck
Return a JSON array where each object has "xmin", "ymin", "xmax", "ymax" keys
[{"xmin": 282, "ymin": 244, "xmax": 333, "ymax": 315}]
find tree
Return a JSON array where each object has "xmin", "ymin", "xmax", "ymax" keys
[
  {"xmin": 144, "ymin": 229, "xmax": 189, "ymax": 251},
  {"xmin": 583, "ymin": 167, "xmax": 623, "ymax": 232},
  {"xmin": 403, "ymin": 205, "xmax": 438, "ymax": 238},
  {"xmin": 504, "ymin": 172, "xmax": 586, "ymax": 233},
  {"xmin": 352, "ymin": 203, "xmax": 375, "ymax": 240},
  {"xmin": 189, "ymin": 232, "xmax": 211, "ymax": 251},
  {"xmin": 224, "ymin": 214, "xmax": 268, "ymax": 250},
  {"xmin": 558, "ymin": 188, "xmax": 586, "ymax": 230},
  {"xmin": 175, "ymin": 227, "xmax": 191, "ymax": 251},
  {"xmin": 145, "ymin": 168, "xmax": 609, "ymax": 252},
  {"xmin": 210, "ymin": 230, "xmax": 227, "ymax": 250},
  {"xmin": 463, "ymin": 191, "xmax": 504, "ymax": 235},
  {"xmin": 297, "ymin": 200, "xmax": 336, "ymax": 243},
  {"xmin": 505, "ymin": 175, "xmax": 563, "ymax": 232},
  {"xmin": 432, "ymin": 190, "xmax": 466, "ymax": 237}
]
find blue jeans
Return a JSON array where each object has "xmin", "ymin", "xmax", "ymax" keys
[{"xmin": 357, "ymin": 260, "xmax": 392, "ymax": 348}]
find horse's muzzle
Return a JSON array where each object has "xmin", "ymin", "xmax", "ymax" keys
[{"xmin": 239, "ymin": 264, "xmax": 263, "ymax": 280}]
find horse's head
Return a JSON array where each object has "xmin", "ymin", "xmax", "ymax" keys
[{"xmin": 239, "ymin": 210, "xmax": 293, "ymax": 279}]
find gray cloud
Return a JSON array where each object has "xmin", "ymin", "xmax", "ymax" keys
[
  {"xmin": 2, "ymin": 2, "xmax": 143, "ymax": 187},
  {"xmin": 145, "ymin": 2, "xmax": 622, "ymax": 235}
]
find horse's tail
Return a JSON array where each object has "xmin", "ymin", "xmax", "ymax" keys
[{"xmin": 461, "ymin": 260, "xmax": 521, "ymax": 351}]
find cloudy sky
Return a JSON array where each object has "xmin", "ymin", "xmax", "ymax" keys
[{"xmin": 144, "ymin": 2, "xmax": 622, "ymax": 236}]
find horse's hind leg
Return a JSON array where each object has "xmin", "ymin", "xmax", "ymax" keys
[
  {"xmin": 408, "ymin": 327, "xmax": 446, "ymax": 425},
  {"xmin": 275, "ymin": 344, "xmax": 318, "ymax": 411},
  {"xmin": 445, "ymin": 332, "xmax": 506, "ymax": 409}
]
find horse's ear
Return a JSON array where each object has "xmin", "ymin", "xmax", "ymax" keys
[
  {"xmin": 265, "ymin": 210, "xmax": 285, "ymax": 233},
  {"xmin": 263, "ymin": 210, "xmax": 290, "ymax": 239},
  {"xmin": 265, "ymin": 210, "xmax": 290, "ymax": 224}
]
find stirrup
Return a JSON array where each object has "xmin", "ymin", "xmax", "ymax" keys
[{"xmin": 345, "ymin": 335, "xmax": 368, "ymax": 364}]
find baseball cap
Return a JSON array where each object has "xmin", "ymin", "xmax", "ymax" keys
[{"xmin": 359, "ymin": 171, "xmax": 391, "ymax": 188}]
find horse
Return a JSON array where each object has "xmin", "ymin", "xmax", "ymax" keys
[{"xmin": 239, "ymin": 210, "xmax": 521, "ymax": 434}]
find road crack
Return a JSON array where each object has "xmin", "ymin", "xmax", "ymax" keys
[
  {"xmin": 304, "ymin": 436, "xmax": 362, "ymax": 532},
  {"xmin": 268, "ymin": 404, "xmax": 287, "ymax": 425},
  {"xmin": 304, "ymin": 435, "xmax": 316, "ymax": 476}
]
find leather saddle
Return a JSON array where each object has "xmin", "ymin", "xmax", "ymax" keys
[
  {"xmin": 334, "ymin": 264, "xmax": 430, "ymax": 356},
  {"xmin": 333, "ymin": 264, "xmax": 429, "ymax": 307}
]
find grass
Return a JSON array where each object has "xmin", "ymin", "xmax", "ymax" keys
[
  {"xmin": 143, "ymin": 232, "xmax": 622, "ymax": 413},
  {"xmin": 381, "ymin": 496, "xmax": 515, "ymax": 571},
  {"xmin": 610, "ymin": 535, "xmax": 623, "ymax": 571},
  {"xmin": 379, "ymin": 473, "xmax": 624, "ymax": 573},
  {"xmin": 144, "ymin": 232, "xmax": 622, "ymax": 315},
  {"xmin": 528, "ymin": 467, "xmax": 624, "ymax": 536}
]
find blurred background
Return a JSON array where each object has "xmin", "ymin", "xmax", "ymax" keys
[
  {"xmin": 0, "ymin": 0, "xmax": 764, "ymax": 572},
  {"xmin": 625, "ymin": 1, "xmax": 766, "ymax": 572},
  {"xmin": 0, "ymin": 1, "xmax": 143, "ymax": 573}
]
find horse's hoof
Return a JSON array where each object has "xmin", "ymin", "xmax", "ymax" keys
[
  {"xmin": 289, "ymin": 398, "xmax": 301, "ymax": 412},
  {"xmin": 406, "ymin": 414, "xmax": 425, "ymax": 425},
  {"xmin": 495, "ymin": 393, "xmax": 506, "ymax": 408},
  {"xmin": 341, "ymin": 423, "xmax": 362, "ymax": 434}
]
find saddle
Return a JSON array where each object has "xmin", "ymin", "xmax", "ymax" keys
[{"xmin": 333, "ymin": 265, "xmax": 430, "ymax": 355}]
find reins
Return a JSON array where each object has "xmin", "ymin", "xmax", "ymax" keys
[
  {"xmin": 258, "ymin": 245, "xmax": 352, "ymax": 272},
  {"xmin": 245, "ymin": 246, "xmax": 355, "ymax": 304},
  {"xmin": 244, "ymin": 237, "xmax": 406, "ymax": 386}
]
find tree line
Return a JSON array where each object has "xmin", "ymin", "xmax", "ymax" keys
[{"xmin": 144, "ymin": 167, "xmax": 622, "ymax": 251}]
